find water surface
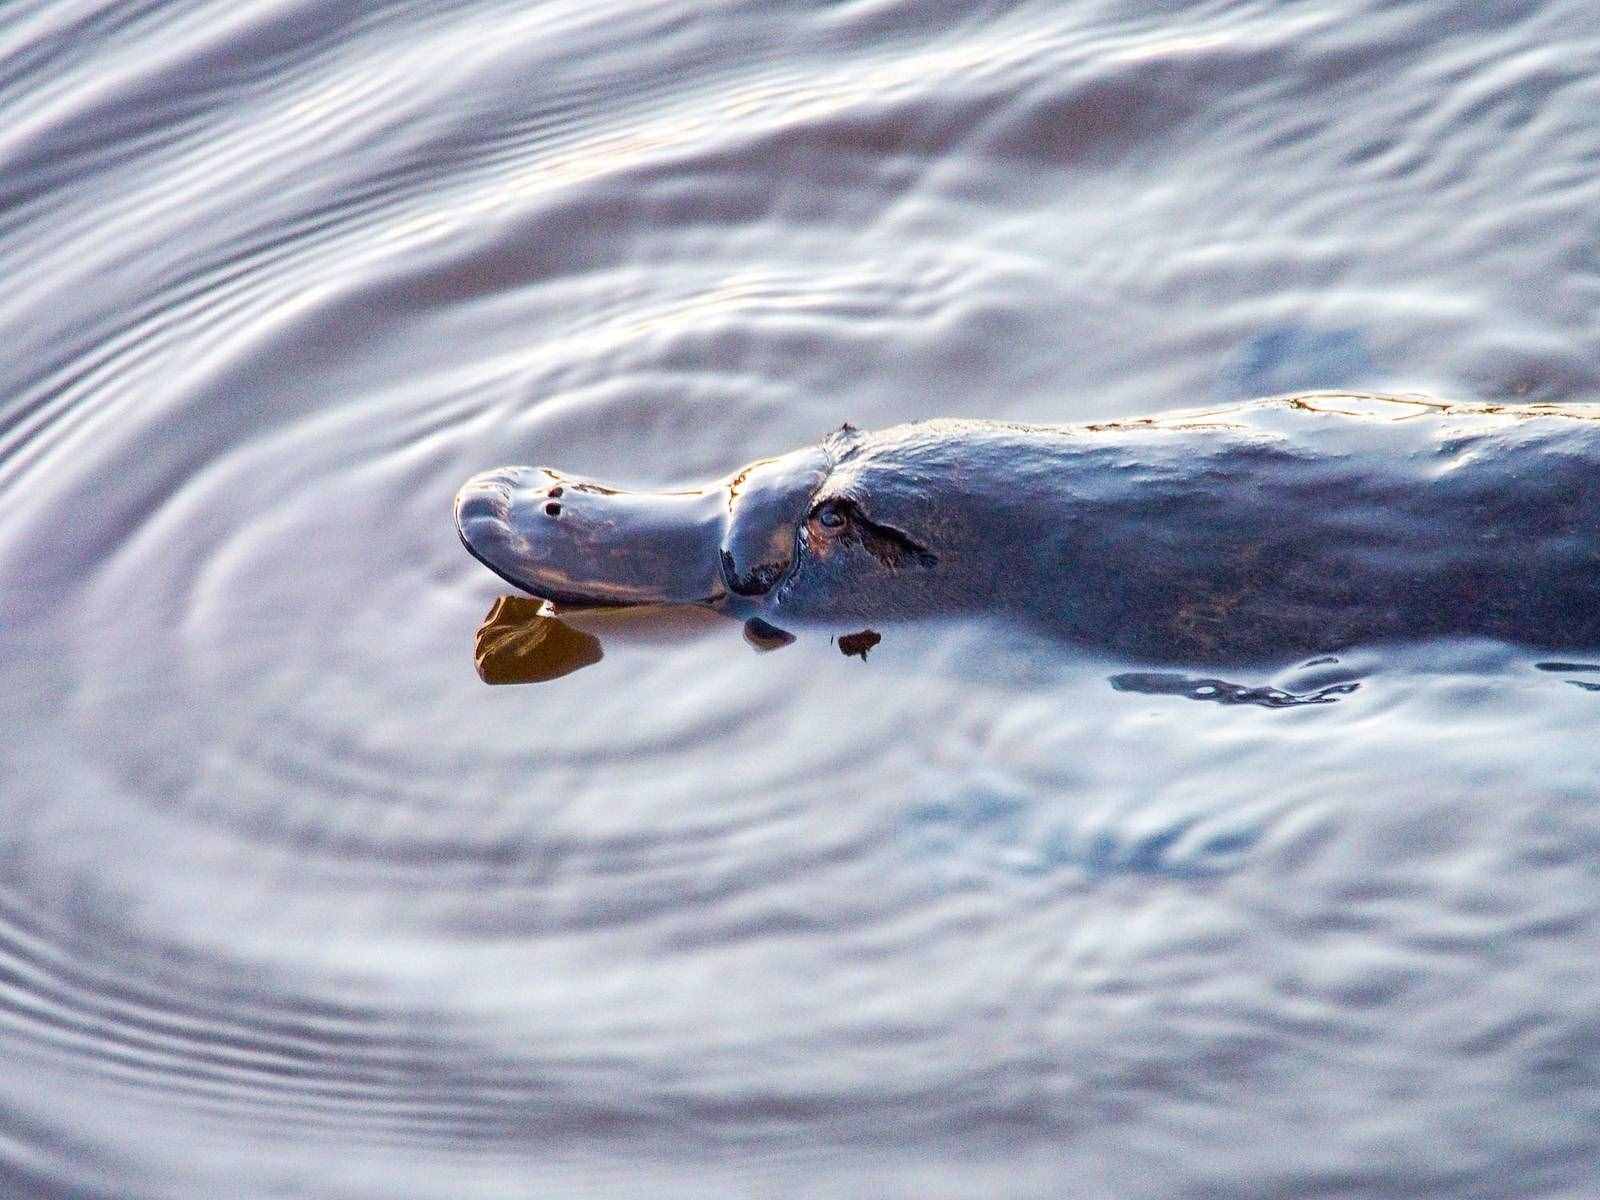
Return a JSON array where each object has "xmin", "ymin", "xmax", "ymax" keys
[{"xmin": 3, "ymin": 0, "xmax": 1600, "ymax": 1196}]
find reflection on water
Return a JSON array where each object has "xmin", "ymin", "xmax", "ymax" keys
[
  {"xmin": 475, "ymin": 599, "xmax": 889, "ymax": 681},
  {"xmin": 474, "ymin": 595, "xmax": 603, "ymax": 683},
  {"xmin": 836, "ymin": 628, "xmax": 883, "ymax": 659},
  {"xmin": 741, "ymin": 615, "xmax": 796, "ymax": 652},
  {"xmin": 474, "ymin": 595, "xmax": 747, "ymax": 684},
  {"xmin": 1217, "ymin": 324, "xmax": 1375, "ymax": 402},
  {"xmin": 1534, "ymin": 661, "xmax": 1600, "ymax": 693},
  {"xmin": 1110, "ymin": 670, "xmax": 1362, "ymax": 708}
]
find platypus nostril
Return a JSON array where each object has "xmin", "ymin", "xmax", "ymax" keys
[
  {"xmin": 544, "ymin": 501, "xmax": 562, "ymax": 517},
  {"xmin": 548, "ymin": 486, "xmax": 563, "ymax": 498}
]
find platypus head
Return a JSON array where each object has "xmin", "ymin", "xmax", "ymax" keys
[{"xmin": 454, "ymin": 423, "xmax": 993, "ymax": 622}]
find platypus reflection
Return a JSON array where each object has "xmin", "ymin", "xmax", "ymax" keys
[{"xmin": 456, "ymin": 393, "xmax": 1600, "ymax": 664}]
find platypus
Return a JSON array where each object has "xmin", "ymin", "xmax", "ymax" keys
[{"xmin": 455, "ymin": 393, "xmax": 1600, "ymax": 663}]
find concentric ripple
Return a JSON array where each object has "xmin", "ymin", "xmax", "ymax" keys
[{"xmin": 4, "ymin": 0, "xmax": 1600, "ymax": 1196}]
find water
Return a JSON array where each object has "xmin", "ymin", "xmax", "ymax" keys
[{"xmin": 3, "ymin": 0, "xmax": 1600, "ymax": 1195}]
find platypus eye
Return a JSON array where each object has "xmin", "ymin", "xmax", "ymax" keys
[{"xmin": 812, "ymin": 500, "xmax": 848, "ymax": 532}]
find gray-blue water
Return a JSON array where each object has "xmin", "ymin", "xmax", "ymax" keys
[{"xmin": 3, "ymin": 1, "xmax": 1600, "ymax": 1196}]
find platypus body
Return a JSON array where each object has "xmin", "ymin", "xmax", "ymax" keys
[{"xmin": 455, "ymin": 393, "xmax": 1600, "ymax": 664}]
